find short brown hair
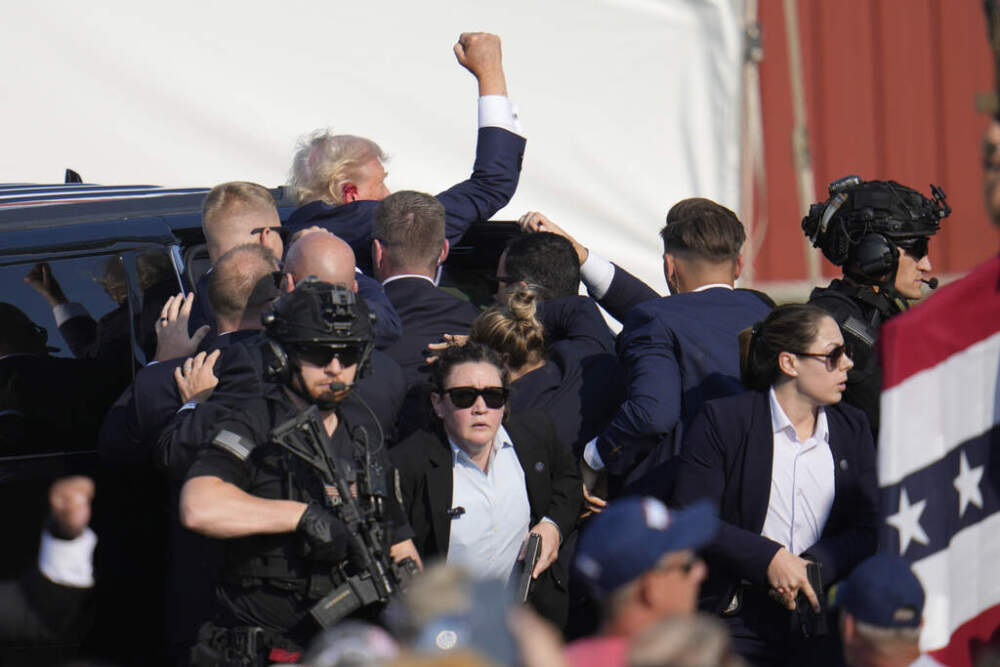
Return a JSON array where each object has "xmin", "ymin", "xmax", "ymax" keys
[
  {"xmin": 372, "ymin": 191, "xmax": 446, "ymax": 273},
  {"xmin": 660, "ymin": 198, "xmax": 745, "ymax": 263},
  {"xmin": 208, "ymin": 244, "xmax": 280, "ymax": 324}
]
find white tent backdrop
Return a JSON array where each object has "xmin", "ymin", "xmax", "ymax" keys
[{"xmin": 3, "ymin": 0, "xmax": 743, "ymax": 295}]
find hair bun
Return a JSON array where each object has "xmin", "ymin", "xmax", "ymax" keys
[{"xmin": 507, "ymin": 284, "xmax": 539, "ymax": 321}]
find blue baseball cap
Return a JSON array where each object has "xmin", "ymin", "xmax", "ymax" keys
[
  {"xmin": 833, "ymin": 554, "xmax": 925, "ymax": 628},
  {"xmin": 574, "ymin": 497, "xmax": 718, "ymax": 596}
]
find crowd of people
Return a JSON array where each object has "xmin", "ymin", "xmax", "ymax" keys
[{"xmin": 2, "ymin": 29, "xmax": 997, "ymax": 667}]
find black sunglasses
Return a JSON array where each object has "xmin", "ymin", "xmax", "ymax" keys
[
  {"xmin": 291, "ymin": 343, "xmax": 365, "ymax": 368},
  {"xmin": 443, "ymin": 386, "xmax": 509, "ymax": 409},
  {"xmin": 897, "ymin": 237, "xmax": 929, "ymax": 259},
  {"xmin": 790, "ymin": 343, "xmax": 853, "ymax": 370}
]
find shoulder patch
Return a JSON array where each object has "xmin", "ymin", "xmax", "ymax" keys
[{"xmin": 212, "ymin": 429, "xmax": 255, "ymax": 461}]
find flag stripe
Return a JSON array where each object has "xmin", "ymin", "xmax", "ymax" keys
[
  {"xmin": 910, "ymin": 512, "xmax": 1000, "ymax": 653},
  {"xmin": 928, "ymin": 604, "xmax": 1000, "ymax": 666},
  {"xmin": 878, "ymin": 332, "xmax": 1000, "ymax": 486},
  {"xmin": 879, "ymin": 255, "xmax": 1000, "ymax": 390},
  {"xmin": 878, "ymin": 426, "xmax": 998, "ymax": 560}
]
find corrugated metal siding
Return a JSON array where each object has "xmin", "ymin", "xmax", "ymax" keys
[{"xmin": 754, "ymin": 0, "xmax": 997, "ymax": 284}]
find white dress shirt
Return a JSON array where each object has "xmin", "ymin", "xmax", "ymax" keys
[
  {"xmin": 447, "ymin": 425, "xmax": 531, "ymax": 582},
  {"xmin": 39, "ymin": 527, "xmax": 97, "ymax": 588},
  {"xmin": 761, "ymin": 388, "xmax": 836, "ymax": 555}
]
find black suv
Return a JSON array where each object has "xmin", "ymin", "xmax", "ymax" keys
[{"xmin": 0, "ymin": 181, "xmax": 517, "ymax": 576}]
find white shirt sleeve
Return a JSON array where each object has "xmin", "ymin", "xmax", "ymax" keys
[
  {"xmin": 38, "ymin": 527, "xmax": 97, "ymax": 588},
  {"xmin": 478, "ymin": 95, "xmax": 523, "ymax": 136},
  {"xmin": 583, "ymin": 438, "xmax": 606, "ymax": 471},
  {"xmin": 580, "ymin": 252, "xmax": 616, "ymax": 300},
  {"xmin": 52, "ymin": 302, "xmax": 89, "ymax": 327}
]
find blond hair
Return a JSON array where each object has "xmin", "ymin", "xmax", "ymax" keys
[
  {"xmin": 289, "ymin": 130, "xmax": 385, "ymax": 205},
  {"xmin": 470, "ymin": 284, "xmax": 546, "ymax": 372}
]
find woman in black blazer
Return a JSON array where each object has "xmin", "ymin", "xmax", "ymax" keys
[
  {"xmin": 671, "ymin": 304, "xmax": 878, "ymax": 666},
  {"xmin": 389, "ymin": 342, "xmax": 582, "ymax": 629}
]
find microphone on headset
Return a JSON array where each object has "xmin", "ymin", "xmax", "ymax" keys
[{"xmin": 922, "ymin": 277, "xmax": 939, "ymax": 289}]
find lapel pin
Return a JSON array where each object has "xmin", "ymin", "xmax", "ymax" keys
[
  {"xmin": 840, "ymin": 459, "xmax": 849, "ymax": 471},
  {"xmin": 535, "ymin": 461, "xmax": 545, "ymax": 473}
]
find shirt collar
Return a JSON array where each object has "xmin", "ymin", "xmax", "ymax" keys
[
  {"xmin": 768, "ymin": 387, "xmax": 830, "ymax": 443},
  {"xmin": 382, "ymin": 273, "xmax": 437, "ymax": 287},
  {"xmin": 692, "ymin": 283, "xmax": 734, "ymax": 293},
  {"xmin": 449, "ymin": 424, "xmax": 514, "ymax": 465}
]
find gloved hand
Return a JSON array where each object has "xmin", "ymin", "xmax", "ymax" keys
[{"xmin": 297, "ymin": 504, "xmax": 350, "ymax": 562}]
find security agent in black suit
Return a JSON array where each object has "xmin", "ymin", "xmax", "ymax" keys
[
  {"xmin": 803, "ymin": 175, "xmax": 949, "ymax": 437},
  {"xmin": 372, "ymin": 191, "xmax": 482, "ymax": 436},
  {"xmin": 671, "ymin": 305, "xmax": 878, "ymax": 666},
  {"xmin": 390, "ymin": 343, "xmax": 582, "ymax": 629}
]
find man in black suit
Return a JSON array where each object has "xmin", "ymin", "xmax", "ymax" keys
[
  {"xmin": 373, "ymin": 190, "xmax": 481, "ymax": 436},
  {"xmin": 284, "ymin": 32, "xmax": 526, "ymax": 276},
  {"xmin": 99, "ymin": 244, "xmax": 282, "ymax": 468}
]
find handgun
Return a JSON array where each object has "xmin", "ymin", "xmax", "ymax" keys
[
  {"xmin": 795, "ymin": 560, "xmax": 827, "ymax": 637},
  {"xmin": 516, "ymin": 533, "xmax": 542, "ymax": 603}
]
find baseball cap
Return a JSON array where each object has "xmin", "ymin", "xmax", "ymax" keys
[
  {"xmin": 833, "ymin": 554, "xmax": 925, "ymax": 628},
  {"xmin": 574, "ymin": 497, "xmax": 718, "ymax": 596}
]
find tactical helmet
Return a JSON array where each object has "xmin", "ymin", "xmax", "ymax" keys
[
  {"xmin": 261, "ymin": 278, "xmax": 376, "ymax": 383},
  {"xmin": 802, "ymin": 175, "xmax": 950, "ymax": 283}
]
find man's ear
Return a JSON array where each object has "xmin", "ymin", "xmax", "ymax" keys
[
  {"xmin": 372, "ymin": 238, "xmax": 386, "ymax": 272},
  {"xmin": 284, "ymin": 272, "xmax": 296, "ymax": 293},
  {"xmin": 841, "ymin": 612, "xmax": 856, "ymax": 643},
  {"xmin": 352, "ymin": 279, "xmax": 359, "ymax": 293},
  {"xmin": 438, "ymin": 238, "xmax": 450, "ymax": 265},
  {"xmin": 342, "ymin": 183, "xmax": 359, "ymax": 204},
  {"xmin": 735, "ymin": 254, "xmax": 745, "ymax": 281}
]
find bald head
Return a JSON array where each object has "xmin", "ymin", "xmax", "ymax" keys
[
  {"xmin": 202, "ymin": 182, "xmax": 282, "ymax": 263},
  {"xmin": 284, "ymin": 230, "xmax": 357, "ymax": 288}
]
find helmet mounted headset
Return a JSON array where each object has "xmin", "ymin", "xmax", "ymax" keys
[
  {"xmin": 802, "ymin": 175, "xmax": 949, "ymax": 292},
  {"xmin": 260, "ymin": 278, "xmax": 375, "ymax": 409}
]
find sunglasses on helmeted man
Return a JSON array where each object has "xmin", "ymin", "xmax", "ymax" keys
[
  {"xmin": 897, "ymin": 237, "xmax": 929, "ymax": 259},
  {"xmin": 442, "ymin": 386, "xmax": 509, "ymax": 409},
  {"xmin": 291, "ymin": 343, "xmax": 364, "ymax": 368}
]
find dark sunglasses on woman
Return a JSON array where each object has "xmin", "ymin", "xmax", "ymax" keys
[{"xmin": 443, "ymin": 386, "xmax": 509, "ymax": 409}]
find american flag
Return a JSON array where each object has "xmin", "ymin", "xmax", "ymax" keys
[{"xmin": 878, "ymin": 253, "xmax": 1000, "ymax": 665}]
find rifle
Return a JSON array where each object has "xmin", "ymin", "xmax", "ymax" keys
[{"xmin": 270, "ymin": 405, "xmax": 419, "ymax": 628}]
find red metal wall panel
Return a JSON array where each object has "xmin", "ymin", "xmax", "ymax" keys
[{"xmin": 754, "ymin": 0, "xmax": 997, "ymax": 285}]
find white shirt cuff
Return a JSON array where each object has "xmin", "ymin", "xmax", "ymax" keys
[
  {"xmin": 478, "ymin": 95, "xmax": 523, "ymax": 136},
  {"xmin": 178, "ymin": 401, "xmax": 198, "ymax": 413},
  {"xmin": 580, "ymin": 252, "xmax": 615, "ymax": 300},
  {"xmin": 38, "ymin": 527, "xmax": 97, "ymax": 588},
  {"xmin": 53, "ymin": 302, "xmax": 89, "ymax": 327},
  {"xmin": 583, "ymin": 438, "xmax": 606, "ymax": 471}
]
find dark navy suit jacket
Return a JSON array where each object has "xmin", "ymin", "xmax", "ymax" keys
[
  {"xmin": 671, "ymin": 390, "xmax": 878, "ymax": 613},
  {"xmin": 286, "ymin": 127, "xmax": 526, "ymax": 275},
  {"xmin": 513, "ymin": 296, "xmax": 624, "ymax": 455},
  {"xmin": 382, "ymin": 276, "xmax": 480, "ymax": 388},
  {"xmin": 596, "ymin": 287, "xmax": 772, "ymax": 478},
  {"xmin": 98, "ymin": 329, "xmax": 261, "ymax": 464},
  {"xmin": 383, "ymin": 276, "xmax": 480, "ymax": 439}
]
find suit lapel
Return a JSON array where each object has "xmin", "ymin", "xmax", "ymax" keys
[
  {"xmin": 425, "ymin": 435, "xmax": 454, "ymax": 556},
  {"xmin": 506, "ymin": 419, "xmax": 544, "ymax": 523},
  {"xmin": 742, "ymin": 391, "xmax": 775, "ymax": 534}
]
